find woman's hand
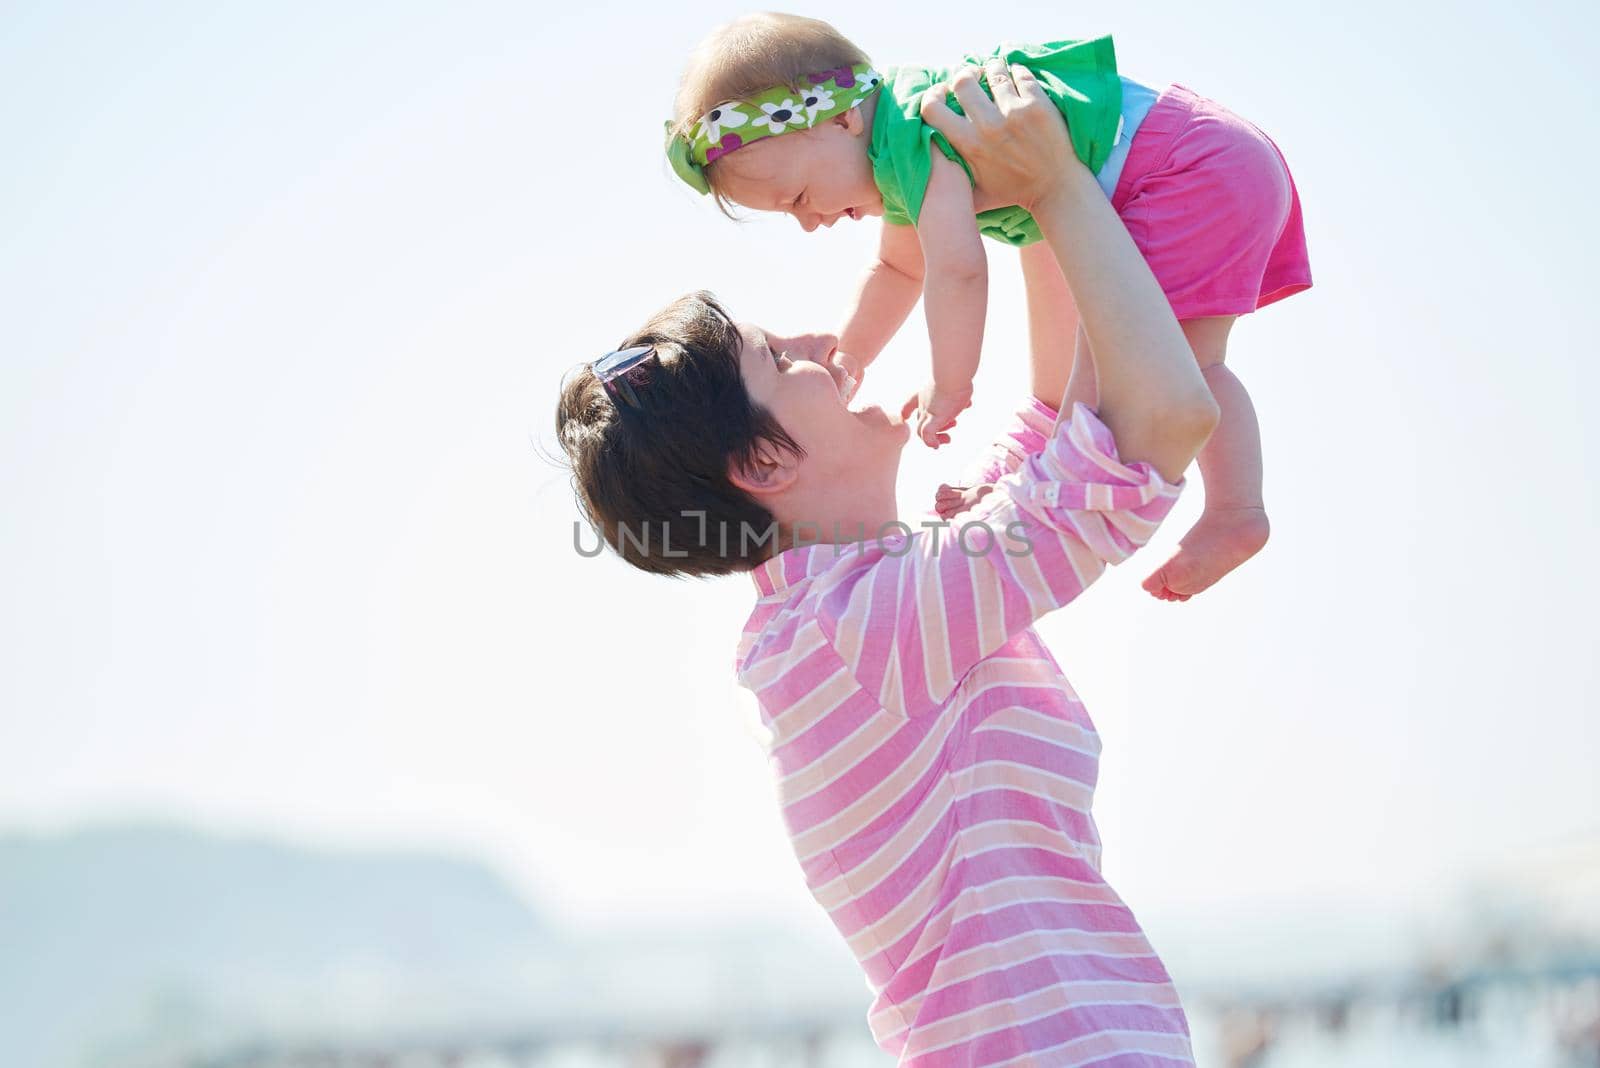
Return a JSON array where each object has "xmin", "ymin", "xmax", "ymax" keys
[{"xmin": 918, "ymin": 59, "xmax": 1083, "ymax": 215}]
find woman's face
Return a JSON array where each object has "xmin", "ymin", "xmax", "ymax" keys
[{"xmin": 733, "ymin": 320, "xmax": 907, "ymax": 537}]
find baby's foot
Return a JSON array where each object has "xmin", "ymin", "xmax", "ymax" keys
[
  {"xmin": 1142, "ymin": 506, "xmax": 1270, "ymax": 601},
  {"xmin": 934, "ymin": 482, "xmax": 995, "ymax": 520}
]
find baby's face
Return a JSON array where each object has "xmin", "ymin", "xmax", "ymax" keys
[{"xmin": 713, "ymin": 109, "xmax": 883, "ymax": 231}]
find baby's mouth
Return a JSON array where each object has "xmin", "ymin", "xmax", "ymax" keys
[{"xmin": 846, "ymin": 207, "xmax": 859, "ymax": 221}]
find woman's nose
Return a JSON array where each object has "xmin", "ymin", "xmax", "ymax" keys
[
  {"xmin": 770, "ymin": 332, "xmax": 838, "ymax": 364},
  {"xmin": 796, "ymin": 334, "xmax": 839, "ymax": 364}
]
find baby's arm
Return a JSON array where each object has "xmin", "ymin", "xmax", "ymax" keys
[
  {"xmin": 836, "ymin": 222, "xmax": 924, "ymax": 387},
  {"xmin": 905, "ymin": 152, "xmax": 987, "ymax": 447}
]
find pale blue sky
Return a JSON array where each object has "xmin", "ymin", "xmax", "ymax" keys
[{"xmin": 1, "ymin": 0, "xmax": 1596, "ymax": 944}]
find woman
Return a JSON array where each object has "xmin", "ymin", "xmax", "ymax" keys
[{"xmin": 558, "ymin": 61, "xmax": 1218, "ymax": 1067}]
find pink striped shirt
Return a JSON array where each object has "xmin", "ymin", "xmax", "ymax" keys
[{"xmin": 735, "ymin": 401, "xmax": 1196, "ymax": 1067}]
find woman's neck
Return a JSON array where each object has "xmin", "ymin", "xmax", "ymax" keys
[{"xmin": 774, "ymin": 498, "xmax": 901, "ymax": 552}]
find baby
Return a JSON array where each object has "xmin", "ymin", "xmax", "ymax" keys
[{"xmin": 665, "ymin": 13, "xmax": 1311, "ymax": 599}]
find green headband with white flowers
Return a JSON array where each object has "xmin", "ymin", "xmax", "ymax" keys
[{"xmin": 665, "ymin": 63, "xmax": 883, "ymax": 195}]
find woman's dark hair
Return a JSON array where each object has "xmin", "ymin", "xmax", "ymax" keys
[{"xmin": 555, "ymin": 291, "xmax": 800, "ymax": 577}]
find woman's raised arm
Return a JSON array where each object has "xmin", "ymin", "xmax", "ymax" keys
[{"xmin": 920, "ymin": 61, "xmax": 1219, "ymax": 484}]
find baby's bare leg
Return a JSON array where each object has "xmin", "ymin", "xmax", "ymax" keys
[
  {"xmin": 935, "ymin": 244, "xmax": 1082, "ymax": 520},
  {"xmin": 1141, "ymin": 316, "xmax": 1272, "ymax": 601}
]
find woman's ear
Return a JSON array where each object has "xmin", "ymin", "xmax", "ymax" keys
[{"xmin": 728, "ymin": 438, "xmax": 799, "ymax": 499}]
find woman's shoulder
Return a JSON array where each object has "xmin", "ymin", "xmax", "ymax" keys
[{"xmin": 735, "ymin": 540, "xmax": 883, "ymax": 676}]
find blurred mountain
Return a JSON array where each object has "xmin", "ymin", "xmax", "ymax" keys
[
  {"xmin": 0, "ymin": 823, "xmax": 548, "ymax": 1068},
  {"xmin": 13, "ymin": 822, "xmax": 1591, "ymax": 1068}
]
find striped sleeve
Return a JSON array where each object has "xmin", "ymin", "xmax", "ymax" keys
[
  {"xmin": 952, "ymin": 397, "xmax": 1060, "ymax": 489},
  {"xmin": 815, "ymin": 402, "xmax": 1182, "ymax": 718}
]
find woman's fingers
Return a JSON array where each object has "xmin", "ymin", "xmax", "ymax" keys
[
  {"xmin": 1010, "ymin": 63, "xmax": 1044, "ymax": 103},
  {"xmin": 918, "ymin": 84, "xmax": 975, "ymax": 155},
  {"xmin": 983, "ymin": 58, "xmax": 1017, "ymax": 104},
  {"xmin": 947, "ymin": 65, "xmax": 1001, "ymax": 126},
  {"xmin": 922, "ymin": 61, "xmax": 1037, "ymax": 157}
]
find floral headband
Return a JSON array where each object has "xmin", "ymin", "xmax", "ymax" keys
[{"xmin": 665, "ymin": 62, "xmax": 883, "ymax": 195}]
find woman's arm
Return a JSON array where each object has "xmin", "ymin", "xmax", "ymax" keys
[
  {"xmin": 769, "ymin": 68, "xmax": 1212, "ymax": 718},
  {"xmin": 921, "ymin": 62, "xmax": 1218, "ymax": 483},
  {"xmin": 836, "ymin": 223, "xmax": 924, "ymax": 384},
  {"xmin": 802, "ymin": 403, "xmax": 1180, "ymax": 718}
]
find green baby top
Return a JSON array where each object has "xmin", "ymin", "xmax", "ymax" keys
[{"xmin": 869, "ymin": 37, "xmax": 1122, "ymax": 247}]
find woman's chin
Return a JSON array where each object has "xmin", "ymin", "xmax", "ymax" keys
[{"xmin": 851, "ymin": 402, "xmax": 911, "ymax": 440}]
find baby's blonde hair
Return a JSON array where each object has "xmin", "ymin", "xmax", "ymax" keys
[{"xmin": 672, "ymin": 13, "xmax": 871, "ymax": 212}]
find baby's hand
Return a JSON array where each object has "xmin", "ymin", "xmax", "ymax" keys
[
  {"xmin": 900, "ymin": 380, "xmax": 973, "ymax": 449},
  {"xmin": 831, "ymin": 350, "xmax": 866, "ymax": 402}
]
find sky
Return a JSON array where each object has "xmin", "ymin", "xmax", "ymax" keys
[{"xmin": 1, "ymin": 0, "xmax": 1596, "ymax": 949}]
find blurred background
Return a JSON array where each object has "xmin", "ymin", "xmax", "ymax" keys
[{"xmin": 2, "ymin": 1, "xmax": 1596, "ymax": 1065}]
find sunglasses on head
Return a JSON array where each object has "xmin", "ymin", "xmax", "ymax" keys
[{"xmin": 593, "ymin": 344, "xmax": 659, "ymax": 409}]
